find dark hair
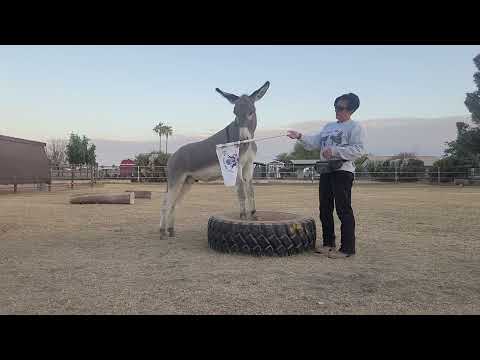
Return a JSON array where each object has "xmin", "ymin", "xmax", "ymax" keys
[{"xmin": 334, "ymin": 93, "xmax": 360, "ymax": 113}]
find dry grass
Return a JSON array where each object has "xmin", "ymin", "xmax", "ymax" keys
[{"xmin": 0, "ymin": 182, "xmax": 479, "ymax": 314}]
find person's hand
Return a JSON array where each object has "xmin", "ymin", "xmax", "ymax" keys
[
  {"xmin": 287, "ymin": 130, "xmax": 302, "ymax": 140},
  {"xmin": 322, "ymin": 147, "xmax": 334, "ymax": 159}
]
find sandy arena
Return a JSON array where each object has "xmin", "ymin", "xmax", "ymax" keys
[{"xmin": 0, "ymin": 182, "xmax": 479, "ymax": 314}]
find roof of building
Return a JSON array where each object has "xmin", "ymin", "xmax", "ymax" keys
[
  {"xmin": 268, "ymin": 160, "xmax": 285, "ymax": 164},
  {"xmin": 0, "ymin": 134, "xmax": 46, "ymax": 146},
  {"xmin": 289, "ymin": 159, "xmax": 319, "ymax": 165},
  {"xmin": 120, "ymin": 159, "xmax": 136, "ymax": 165}
]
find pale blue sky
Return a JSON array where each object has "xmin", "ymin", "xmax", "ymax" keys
[{"xmin": 1, "ymin": 45, "xmax": 479, "ymax": 142}]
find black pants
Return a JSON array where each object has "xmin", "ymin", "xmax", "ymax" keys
[{"xmin": 319, "ymin": 170, "xmax": 356, "ymax": 254}]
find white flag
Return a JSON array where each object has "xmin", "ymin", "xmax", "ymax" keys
[{"xmin": 216, "ymin": 144, "xmax": 240, "ymax": 186}]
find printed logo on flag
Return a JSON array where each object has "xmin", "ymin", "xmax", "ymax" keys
[
  {"xmin": 216, "ymin": 143, "xmax": 240, "ymax": 187},
  {"xmin": 222, "ymin": 151, "xmax": 239, "ymax": 173}
]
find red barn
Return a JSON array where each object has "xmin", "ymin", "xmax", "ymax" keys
[{"xmin": 119, "ymin": 159, "xmax": 136, "ymax": 178}]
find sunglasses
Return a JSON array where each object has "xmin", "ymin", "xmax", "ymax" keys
[{"xmin": 335, "ymin": 105, "xmax": 349, "ymax": 112}]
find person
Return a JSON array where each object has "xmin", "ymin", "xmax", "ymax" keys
[{"xmin": 287, "ymin": 93, "xmax": 366, "ymax": 259}]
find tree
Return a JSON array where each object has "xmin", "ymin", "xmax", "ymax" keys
[
  {"xmin": 86, "ymin": 143, "xmax": 96, "ymax": 166},
  {"xmin": 291, "ymin": 142, "xmax": 321, "ymax": 159},
  {"xmin": 431, "ymin": 157, "xmax": 473, "ymax": 182},
  {"xmin": 66, "ymin": 133, "xmax": 97, "ymax": 166},
  {"xmin": 134, "ymin": 151, "xmax": 171, "ymax": 182},
  {"xmin": 162, "ymin": 125, "xmax": 173, "ymax": 154},
  {"xmin": 46, "ymin": 138, "xmax": 67, "ymax": 168},
  {"xmin": 449, "ymin": 54, "xmax": 480, "ymax": 162},
  {"xmin": 464, "ymin": 54, "xmax": 480, "ymax": 126},
  {"xmin": 134, "ymin": 152, "xmax": 170, "ymax": 167},
  {"xmin": 366, "ymin": 156, "xmax": 424, "ymax": 182},
  {"xmin": 275, "ymin": 152, "xmax": 291, "ymax": 163},
  {"xmin": 66, "ymin": 133, "xmax": 83, "ymax": 165},
  {"xmin": 438, "ymin": 53, "xmax": 480, "ymax": 176},
  {"xmin": 285, "ymin": 142, "xmax": 321, "ymax": 160},
  {"xmin": 399, "ymin": 158, "xmax": 425, "ymax": 182},
  {"xmin": 153, "ymin": 122, "xmax": 165, "ymax": 153},
  {"xmin": 444, "ymin": 122, "xmax": 480, "ymax": 163}
]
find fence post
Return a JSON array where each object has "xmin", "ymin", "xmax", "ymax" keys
[
  {"xmin": 395, "ymin": 166, "xmax": 398, "ymax": 184},
  {"xmin": 71, "ymin": 168, "xmax": 75, "ymax": 189},
  {"xmin": 138, "ymin": 166, "xmax": 140, "ymax": 183},
  {"xmin": 437, "ymin": 168, "xmax": 440, "ymax": 185}
]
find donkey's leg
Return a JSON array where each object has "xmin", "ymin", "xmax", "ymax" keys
[
  {"xmin": 243, "ymin": 161, "xmax": 257, "ymax": 220},
  {"xmin": 235, "ymin": 165, "xmax": 248, "ymax": 220},
  {"xmin": 167, "ymin": 176, "xmax": 194, "ymax": 237},
  {"xmin": 160, "ymin": 195, "xmax": 169, "ymax": 237},
  {"xmin": 160, "ymin": 174, "xmax": 187, "ymax": 239}
]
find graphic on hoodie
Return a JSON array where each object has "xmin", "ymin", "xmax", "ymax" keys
[{"xmin": 320, "ymin": 129, "xmax": 344, "ymax": 149}]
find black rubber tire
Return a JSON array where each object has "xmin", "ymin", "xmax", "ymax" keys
[{"xmin": 208, "ymin": 211, "xmax": 317, "ymax": 256}]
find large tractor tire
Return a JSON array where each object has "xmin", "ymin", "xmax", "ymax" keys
[{"xmin": 208, "ymin": 211, "xmax": 316, "ymax": 257}]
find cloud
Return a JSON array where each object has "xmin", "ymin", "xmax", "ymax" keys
[
  {"xmin": 92, "ymin": 134, "xmax": 204, "ymax": 166},
  {"xmin": 92, "ymin": 115, "xmax": 472, "ymax": 165}
]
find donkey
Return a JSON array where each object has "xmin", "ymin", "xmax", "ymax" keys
[{"xmin": 159, "ymin": 81, "xmax": 270, "ymax": 238}]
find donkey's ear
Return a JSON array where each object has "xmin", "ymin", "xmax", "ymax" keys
[
  {"xmin": 249, "ymin": 81, "xmax": 270, "ymax": 102},
  {"xmin": 215, "ymin": 88, "xmax": 239, "ymax": 104}
]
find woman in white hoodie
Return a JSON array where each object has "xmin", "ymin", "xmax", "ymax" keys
[{"xmin": 287, "ymin": 93, "xmax": 366, "ymax": 259}]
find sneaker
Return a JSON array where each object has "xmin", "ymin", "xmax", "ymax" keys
[
  {"xmin": 328, "ymin": 250, "xmax": 355, "ymax": 259},
  {"xmin": 314, "ymin": 246, "xmax": 335, "ymax": 255}
]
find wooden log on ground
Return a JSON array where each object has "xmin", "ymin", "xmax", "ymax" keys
[
  {"xmin": 70, "ymin": 192, "xmax": 135, "ymax": 204},
  {"xmin": 125, "ymin": 190, "xmax": 152, "ymax": 199}
]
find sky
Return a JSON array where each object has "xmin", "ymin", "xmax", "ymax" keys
[{"xmin": 1, "ymin": 45, "xmax": 479, "ymax": 164}]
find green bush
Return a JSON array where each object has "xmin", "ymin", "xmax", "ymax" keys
[
  {"xmin": 367, "ymin": 159, "xmax": 425, "ymax": 182},
  {"xmin": 429, "ymin": 157, "xmax": 474, "ymax": 183},
  {"xmin": 133, "ymin": 151, "xmax": 170, "ymax": 183}
]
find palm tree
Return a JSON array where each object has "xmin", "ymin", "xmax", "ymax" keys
[
  {"xmin": 162, "ymin": 125, "xmax": 173, "ymax": 154},
  {"xmin": 153, "ymin": 122, "xmax": 164, "ymax": 153}
]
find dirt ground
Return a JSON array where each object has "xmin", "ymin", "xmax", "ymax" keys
[{"xmin": 1, "ymin": 182, "xmax": 479, "ymax": 314}]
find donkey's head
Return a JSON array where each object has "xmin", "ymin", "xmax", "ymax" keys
[{"xmin": 215, "ymin": 81, "xmax": 270, "ymax": 137}]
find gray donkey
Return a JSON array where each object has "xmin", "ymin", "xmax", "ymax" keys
[{"xmin": 159, "ymin": 81, "xmax": 270, "ymax": 238}]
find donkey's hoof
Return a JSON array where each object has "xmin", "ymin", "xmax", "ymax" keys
[
  {"xmin": 160, "ymin": 229, "xmax": 167, "ymax": 239},
  {"xmin": 249, "ymin": 214, "xmax": 258, "ymax": 221},
  {"xmin": 168, "ymin": 228, "xmax": 176, "ymax": 237},
  {"xmin": 240, "ymin": 213, "xmax": 247, "ymax": 220}
]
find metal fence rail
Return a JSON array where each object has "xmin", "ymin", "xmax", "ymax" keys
[
  {"xmin": 53, "ymin": 165, "xmax": 480, "ymax": 185},
  {"xmin": 2, "ymin": 165, "xmax": 480, "ymax": 194}
]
